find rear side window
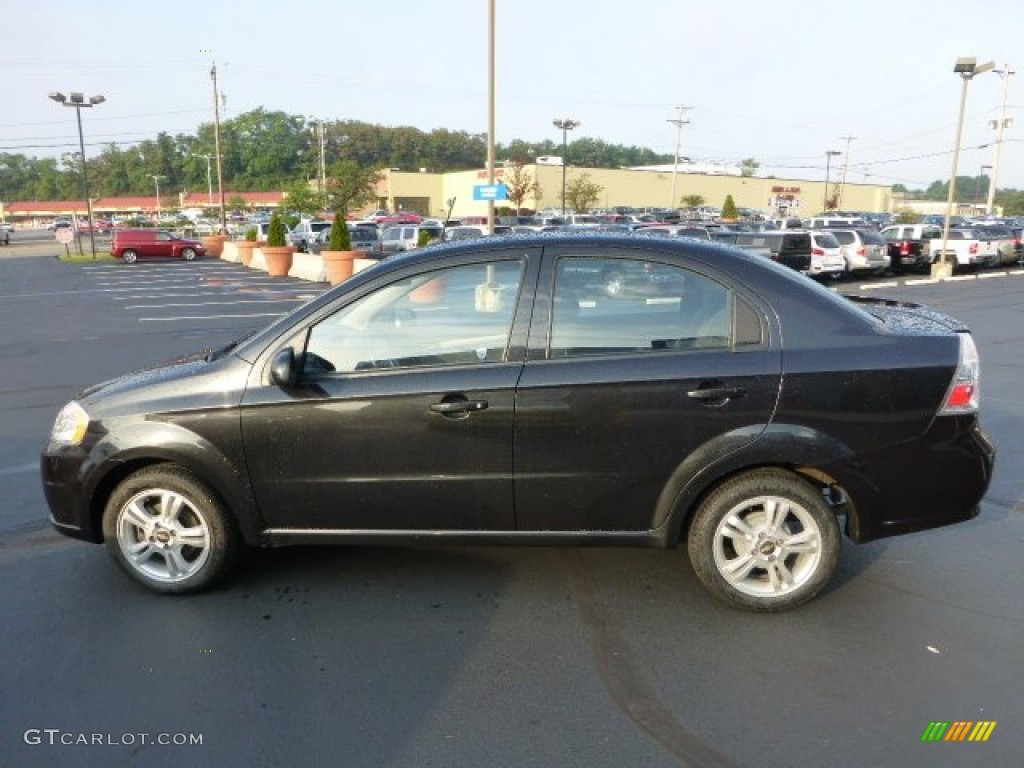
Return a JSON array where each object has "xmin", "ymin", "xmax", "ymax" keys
[
  {"xmin": 549, "ymin": 257, "xmax": 735, "ymax": 357},
  {"xmin": 812, "ymin": 233, "xmax": 840, "ymax": 248},
  {"xmin": 859, "ymin": 231, "xmax": 885, "ymax": 245},
  {"xmin": 832, "ymin": 231, "xmax": 855, "ymax": 246}
]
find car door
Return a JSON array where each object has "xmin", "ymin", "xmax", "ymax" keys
[
  {"xmin": 239, "ymin": 252, "xmax": 538, "ymax": 532},
  {"xmin": 513, "ymin": 247, "xmax": 781, "ymax": 533}
]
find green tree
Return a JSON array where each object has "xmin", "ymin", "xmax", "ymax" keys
[
  {"xmin": 266, "ymin": 212, "xmax": 288, "ymax": 247},
  {"xmin": 681, "ymin": 194, "xmax": 705, "ymax": 209},
  {"xmin": 565, "ymin": 173, "xmax": 603, "ymax": 213},
  {"xmin": 282, "ymin": 180, "xmax": 324, "ymax": 218},
  {"xmin": 328, "ymin": 210, "xmax": 351, "ymax": 250},
  {"xmin": 721, "ymin": 194, "xmax": 738, "ymax": 219},
  {"xmin": 740, "ymin": 157, "xmax": 760, "ymax": 177},
  {"xmin": 893, "ymin": 208, "xmax": 920, "ymax": 224},
  {"xmin": 325, "ymin": 160, "xmax": 381, "ymax": 213}
]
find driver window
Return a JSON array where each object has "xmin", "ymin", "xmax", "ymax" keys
[{"xmin": 304, "ymin": 259, "xmax": 525, "ymax": 374}]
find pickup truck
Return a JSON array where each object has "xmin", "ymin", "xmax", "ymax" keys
[
  {"xmin": 288, "ymin": 220, "xmax": 332, "ymax": 252},
  {"xmin": 927, "ymin": 228, "xmax": 1002, "ymax": 269},
  {"xmin": 880, "ymin": 224, "xmax": 942, "ymax": 273}
]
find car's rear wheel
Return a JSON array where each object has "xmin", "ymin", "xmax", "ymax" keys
[
  {"xmin": 180, "ymin": 247, "xmax": 197, "ymax": 261},
  {"xmin": 102, "ymin": 465, "xmax": 241, "ymax": 594},
  {"xmin": 122, "ymin": 249, "xmax": 138, "ymax": 263},
  {"xmin": 687, "ymin": 469, "xmax": 840, "ymax": 611}
]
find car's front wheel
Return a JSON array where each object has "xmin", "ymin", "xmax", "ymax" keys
[
  {"xmin": 687, "ymin": 469, "xmax": 840, "ymax": 611},
  {"xmin": 180, "ymin": 247, "xmax": 197, "ymax": 261},
  {"xmin": 122, "ymin": 249, "xmax": 138, "ymax": 263},
  {"xmin": 102, "ymin": 465, "xmax": 241, "ymax": 594}
]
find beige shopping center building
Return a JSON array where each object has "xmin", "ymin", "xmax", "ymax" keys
[{"xmin": 376, "ymin": 164, "xmax": 896, "ymax": 220}]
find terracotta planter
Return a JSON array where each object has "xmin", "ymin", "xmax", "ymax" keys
[
  {"xmin": 322, "ymin": 250, "xmax": 358, "ymax": 285},
  {"xmin": 236, "ymin": 241, "xmax": 257, "ymax": 266},
  {"xmin": 263, "ymin": 245, "xmax": 295, "ymax": 277},
  {"xmin": 201, "ymin": 235, "xmax": 227, "ymax": 258},
  {"xmin": 409, "ymin": 273, "xmax": 448, "ymax": 303}
]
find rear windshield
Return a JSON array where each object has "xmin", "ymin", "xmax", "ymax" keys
[
  {"xmin": 859, "ymin": 230, "xmax": 885, "ymax": 245},
  {"xmin": 310, "ymin": 222, "xmax": 332, "ymax": 233},
  {"xmin": 350, "ymin": 227, "xmax": 377, "ymax": 240}
]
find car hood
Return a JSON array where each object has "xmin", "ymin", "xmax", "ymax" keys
[
  {"xmin": 77, "ymin": 351, "xmax": 252, "ymax": 419},
  {"xmin": 845, "ymin": 295, "xmax": 968, "ymax": 335}
]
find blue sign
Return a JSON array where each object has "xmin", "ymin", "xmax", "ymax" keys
[{"xmin": 473, "ymin": 184, "xmax": 508, "ymax": 201}]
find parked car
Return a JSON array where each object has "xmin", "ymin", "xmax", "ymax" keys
[
  {"xmin": 972, "ymin": 225, "xmax": 1022, "ymax": 266},
  {"xmin": 443, "ymin": 225, "xmax": 513, "ymax": 242},
  {"xmin": 289, "ymin": 220, "xmax": 333, "ymax": 252},
  {"xmin": 41, "ymin": 233, "xmax": 994, "ymax": 611},
  {"xmin": 377, "ymin": 224, "xmax": 444, "ymax": 255},
  {"xmin": 47, "ymin": 217, "xmax": 73, "ymax": 231},
  {"xmin": 636, "ymin": 225, "xmax": 714, "ymax": 240},
  {"xmin": 311, "ymin": 224, "xmax": 380, "ymax": 254},
  {"xmin": 110, "ymin": 229, "xmax": 206, "ymax": 262},
  {"xmin": 807, "ymin": 231, "xmax": 847, "ymax": 278},
  {"xmin": 880, "ymin": 224, "xmax": 942, "ymax": 274},
  {"xmin": 77, "ymin": 217, "xmax": 114, "ymax": 233},
  {"xmin": 828, "ymin": 228, "xmax": 890, "ymax": 276},
  {"xmin": 719, "ymin": 231, "xmax": 813, "ymax": 273}
]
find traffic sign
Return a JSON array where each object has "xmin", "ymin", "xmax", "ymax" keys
[
  {"xmin": 56, "ymin": 227, "xmax": 74, "ymax": 244},
  {"xmin": 473, "ymin": 184, "xmax": 508, "ymax": 201}
]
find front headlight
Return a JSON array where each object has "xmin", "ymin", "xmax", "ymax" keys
[{"xmin": 50, "ymin": 401, "xmax": 90, "ymax": 445}]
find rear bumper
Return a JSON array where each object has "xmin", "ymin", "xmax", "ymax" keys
[{"xmin": 826, "ymin": 416, "xmax": 995, "ymax": 544}]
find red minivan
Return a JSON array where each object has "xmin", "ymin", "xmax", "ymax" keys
[{"xmin": 111, "ymin": 229, "xmax": 206, "ymax": 262}]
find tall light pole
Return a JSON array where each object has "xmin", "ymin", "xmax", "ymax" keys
[
  {"xmin": 149, "ymin": 174, "xmax": 165, "ymax": 221},
  {"xmin": 977, "ymin": 164, "xmax": 992, "ymax": 209},
  {"xmin": 552, "ymin": 118, "xmax": 580, "ymax": 216},
  {"xmin": 210, "ymin": 62, "xmax": 228, "ymax": 234},
  {"xmin": 48, "ymin": 91, "xmax": 104, "ymax": 259},
  {"xmin": 823, "ymin": 150, "xmax": 841, "ymax": 211},
  {"xmin": 308, "ymin": 118, "xmax": 327, "ymax": 199},
  {"xmin": 986, "ymin": 65, "xmax": 1014, "ymax": 215},
  {"xmin": 936, "ymin": 57, "xmax": 995, "ymax": 278},
  {"xmin": 837, "ymin": 135, "xmax": 856, "ymax": 209},
  {"xmin": 667, "ymin": 105, "xmax": 691, "ymax": 209},
  {"xmin": 195, "ymin": 153, "xmax": 214, "ymax": 205}
]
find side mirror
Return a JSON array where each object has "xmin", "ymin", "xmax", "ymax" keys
[{"xmin": 270, "ymin": 347, "xmax": 298, "ymax": 387}]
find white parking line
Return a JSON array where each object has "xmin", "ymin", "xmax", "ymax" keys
[
  {"xmin": 139, "ymin": 312, "xmax": 288, "ymax": 321},
  {"xmin": 114, "ymin": 289, "xmax": 321, "ymax": 300},
  {"xmin": 124, "ymin": 299, "xmax": 307, "ymax": 308}
]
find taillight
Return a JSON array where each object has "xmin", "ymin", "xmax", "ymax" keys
[
  {"xmin": 969, "ymin": 242, "xmax": 978, "ymax": 255},
  {"xmin": 857, "ymin": 246, "xmax": 866, "ymax": 257},
  {"xmin": 812, "ymin": 247, "xmax": 824, "ymax": 255},
  {"xmin": 940, "ymin": 333, "xmax": 980, "ymax": 415},
  {"xmin": 900, "ymin": 242, "xmax": 910, "ymax": 256}
]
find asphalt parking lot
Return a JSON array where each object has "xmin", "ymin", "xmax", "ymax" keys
[{"xmin": 1, "ymin": 248, "xmax": 1022, "ymax": 768}]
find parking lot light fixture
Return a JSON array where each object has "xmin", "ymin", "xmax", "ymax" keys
[
  {"xmin": 935, "ymin": 57, "xmax": 995, "ymax": 278},
  {"xmin": 149, "ymin": 175, "xmax": 165, "ymax": 222},
  {"xmin": 553, "ymin": 118, "xmax": 580, "ymax": 215},
  {"xmin": 49, "ymin": 90, "xmax": 105, "ymax": 258},
  {"xmin": 823, "ymin": 150, "xmax": 841, "ymax": 211}
]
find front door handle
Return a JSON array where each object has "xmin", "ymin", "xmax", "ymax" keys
[{"xmin": 687, "ymin": 384, "xmax": 746, "ymax": 405}]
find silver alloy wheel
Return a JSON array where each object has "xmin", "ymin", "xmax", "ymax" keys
[
  {"xmin": 711, "ymin": 495, "xmax": 822, "ymax": 598},
  {"xmin": 181, "ymin": 247, "xmax": 196, "ymax": 260},
  {"xmin": 115, "ymin": 487, "xmax": 212, "ymax": 584},
  {"xmin": 123, "ymin": 249, "xmax": 138, "ymax": 263}
]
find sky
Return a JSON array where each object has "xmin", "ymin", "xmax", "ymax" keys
[{"xmin": 2, "ymin": 0, "xmax": 1022, "ymax": 196}]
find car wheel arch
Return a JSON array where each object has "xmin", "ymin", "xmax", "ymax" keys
[{"xmin": 84, "ymin": 440, "xmax": 263, "ymax": 547}]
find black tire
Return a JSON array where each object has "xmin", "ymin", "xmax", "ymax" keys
[
  {"xmin": 180, "ymin": 247, "xmax": 197, "ymax": 261},
  {"xmin": 122, "ymin": 249, "xmax": 138, "ymax": 263},
  {"xmin": 102, "ymin": 465, "xmax": 241, "ymax": 594},
  {"xmin": 687, "ymin": 468, "xmax": 840, "ymax": 611}
]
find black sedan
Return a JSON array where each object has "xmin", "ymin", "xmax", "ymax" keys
[{"xmin": 41, "ymin": 233, "xmax": 995, "ymax": 611}]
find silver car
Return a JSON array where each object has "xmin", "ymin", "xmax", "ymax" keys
[{"xmin": 829, "ymin": 228, "xmax": 889, "ymax": 276}]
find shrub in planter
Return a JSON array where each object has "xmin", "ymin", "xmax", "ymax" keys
[
  {"xmin": 267, "ymin": 213, "xmax": 288, "ymax": 247},
  {"xmin": 329, "ymin": 211, "xmax": 351, "ymax": 251},
  {"xmin": 323, "ymin": 211, "xmax": 356, "ymax": 285},
  {"xmin": 244, "ymin": 228, "xmax": 257, "ymax": 242},
  {"xmin": 263, "ymin": 212, "xmax": 294, "ymax": 276}
]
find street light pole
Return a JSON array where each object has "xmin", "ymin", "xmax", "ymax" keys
[
  {"xmin": 986, "ymin": 65, "xmax": 1014, "ymax": 215},
  {"xmin": 196, "ymin": 153, "xmax": 214, "ymax": 205},
  {"xmin": 936, "ymin": 57, "xmax": 995, "ymax": 278},
  {"xmin": 210, "ymin": 62, "xmax": 228, "ymax": 235},
  {"xmin": 552, "ymin": 118, "xmax": 580, "ymax": 216},
  {"xmin": 48, "ymin": 91, "xmax": 105, "ymax": 259},
  {"xmin": 977, "ymin": 164, "xmax": 992, "ymax": 210},
  {"xmin": 149, "ymin": 174, "xmax": 165, "ymax": 221},
  {"xmin": 667, "ymin": 105, "xmax": 691, "ymax": 209},
  {"xmin": 823, "ymin": 150, "xmax": 841, "ymax": 211}
]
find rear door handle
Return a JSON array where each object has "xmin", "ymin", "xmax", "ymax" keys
[{"xmin": 429, "ymin": 400, "xmax": 489, "ymax": 415}]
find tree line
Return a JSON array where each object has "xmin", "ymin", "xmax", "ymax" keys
[{"xmin": 0, "ymin": 108, "xmax": 673, "ymax": 203}]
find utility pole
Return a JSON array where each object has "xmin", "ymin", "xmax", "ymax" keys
[
  {"xmin": 986, "ymin": 65, "xmax": 1014, "ymax": 215},
  {"xmin": 210, "ymin": 62, "xmax": 227, "ymax": 234},
  {"xmin": 667, "ymin": 105, "xmax": 691, "ymax": 209},
  {"xmin": 837, "ymin": 135, "xmax": 856, "ymax": 209}
]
